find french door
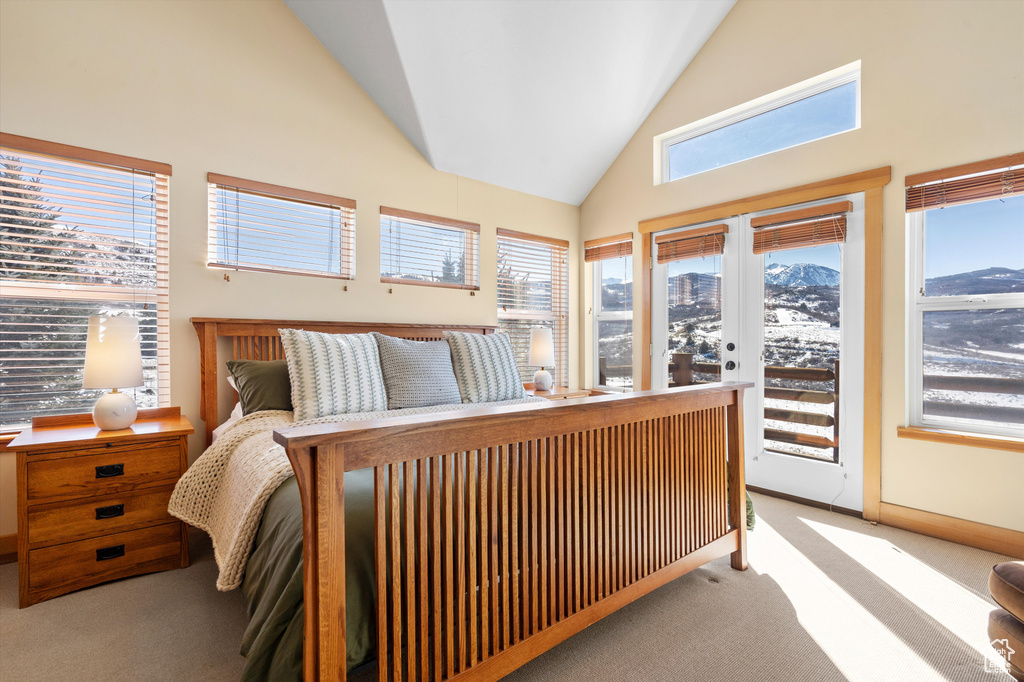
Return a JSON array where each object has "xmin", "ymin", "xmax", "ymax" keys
[{"xmin": 652, "ymin": 194, "xmax": 865, "ymax": 511}]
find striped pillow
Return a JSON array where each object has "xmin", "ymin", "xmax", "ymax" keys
[
  {"xmin": 279, "ymin": 329, "xmax": 388, "ymax": 420},
  {"xmin": 444, "ymin": 331, "xmax": 526, "ymax": 404}
]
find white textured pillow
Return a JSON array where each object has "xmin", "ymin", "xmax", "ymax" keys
[
  {"xmin": 279, "ymin": 329, "xmax": 388, "ymax": 420},
  {"xmin": 444, "ymin": 330, "xmax": 526, "ymax": 403}
]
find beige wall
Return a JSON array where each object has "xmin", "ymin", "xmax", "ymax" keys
[
  {"xmin": 580, "ymin": 0, "xmax": 1024, "ymax": 531},
  {"xmin": 0, "ymin": 0, "xmax": 580, "ymax": 536}
]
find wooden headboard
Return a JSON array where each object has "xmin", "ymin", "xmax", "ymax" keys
[{"xmin": 191, "ymin": 317, "xmax": 496, "ymax": 446}]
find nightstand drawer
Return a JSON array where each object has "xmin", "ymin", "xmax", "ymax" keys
[
  {"xmin": 26, "ymin": 442, "xmax": 181, "ymax": 501},
  {"xmin": 29, "ymin": 523, "xmax": 181, "ymax": 593},
  {"xmin": 27, "ymin": 487, "xmax": 176, "ymax": 548}
]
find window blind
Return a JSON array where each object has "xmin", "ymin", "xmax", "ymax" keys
[
  {"xmin": 207, "ymin": 173, "xmax": 355, "ymax": 279},
  {"xmin": 497, "ymin": 228, "xmax": 570, "ymax": 387},
  {"xmin": 655, "ymin": 224, "xmax": 728, "ymax": 264},
  {"xmin": 905, "ymin": 152, "xmax": 1024, "ymax": 212},
  {"xmin": 584, "ymin": 232, "xmax": 633, "ymax": 262},
  {"xmin": 380, "ymin": 207, "xmax": 480, "ymax": 290},
  {"xmin": 0, "ymin": 134, "xmax": 170, "ymax": 429},
  {"xmin": 751, "ymin": 201, "xmax": 850, "ymax": 255}
]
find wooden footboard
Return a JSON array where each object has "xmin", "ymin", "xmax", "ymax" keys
[{"xmin": 274, "ymin": 382, "xmax": 750, "ymax": 682}]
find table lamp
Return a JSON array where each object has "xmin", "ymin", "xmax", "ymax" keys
[
  {"xmin": 83, "ymin": 316, "xmax": 144, "ymax": 430},
  {"xmin": 529, "ymin": 327, "xmax": 555, "ymax": 391}
]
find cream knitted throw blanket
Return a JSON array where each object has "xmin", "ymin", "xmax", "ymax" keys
[{"xmin": 168, "ymin": 398, "xmax": 545, "ymax": 591}]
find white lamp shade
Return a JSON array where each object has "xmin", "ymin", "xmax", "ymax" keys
[
  {"xmin": 528, "ymin": 327, "xmax": 555, "ymax": 368},
  {"xmin": 83, "ymin": 316, "xmax": 144, "ymax": 389}
]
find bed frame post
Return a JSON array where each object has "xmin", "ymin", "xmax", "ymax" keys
[
  {"xmin": 727, "ymin": 388, "xmax": 748, "ymax": 570},
  {"xmin": 288, "ymin": 443, "xmax": 348, "ymax": 682},
  {"xmin": 193, "ymin": 319, "xmax": 219, "ymax": 447}
]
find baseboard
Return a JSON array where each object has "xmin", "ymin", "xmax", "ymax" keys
[
  {"xmin": 746, "ymin": 485, "xmax": 862, "ymax": 519},
  {"xmin": 0, "ymin": 533, "xmax": 16, "ymax": 564},
  {"xmin": 878, "ymin": 502, "xmax": 1024, "ymax": 559}
]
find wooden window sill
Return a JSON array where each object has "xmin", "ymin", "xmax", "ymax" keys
[{"xmin": 896, "ymin": 426, "xmax": 1023, "ymax": 453}]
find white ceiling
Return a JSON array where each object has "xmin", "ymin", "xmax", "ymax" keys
[{"xmin": 284, "ymin": 0, "xmax": 735, "ymax": 206}]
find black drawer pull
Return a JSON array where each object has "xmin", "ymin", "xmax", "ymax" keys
[
  {"xmin": 96, "ymin": 544, "xmax": 125, "ymax": 561},
  {"xmin": 95, "ymin": 463, "xmax": 124, "ymax": 478},
  {"xmin": 95, "ymin": 504, "xmax": 125, "ymax": 520}
]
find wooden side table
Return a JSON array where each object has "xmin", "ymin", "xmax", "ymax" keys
[
  {"xmin": 10, "ymin": 407, "xmax": 193, "ymax": 607},
  {"xmin": 526, "ymin": 387, "xmax": 591, "ymax": 400}
]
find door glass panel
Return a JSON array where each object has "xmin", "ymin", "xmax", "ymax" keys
[
  {"xmin": 922, "ymin": 308, "xmax": 1024, "ymax": 428},
  {"xmin": 763, "ymin": 244, "xmax": 841, "ymax": 460},
  {"xmin": 666, "ymin": 255, "xmax": 722, "ymax": 386}
]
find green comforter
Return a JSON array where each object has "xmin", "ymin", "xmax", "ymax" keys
[{"xmin": 239, "ymin": 470, "xmax": 377, "ymax": 681}]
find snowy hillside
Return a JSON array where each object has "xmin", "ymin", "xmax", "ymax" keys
[{"xmin": 765, "ymin": 262, "xmax": 840, "ymax": 287}]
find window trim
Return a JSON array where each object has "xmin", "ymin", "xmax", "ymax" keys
[
  {"xmin": 591, "ymin": 256, "xmax": 633, "ymax": 392},
  {"xmin": 379, "ymin": 206, "xmax": 480, "ymax": 291},
  {"xmin": 654, "ymin": 61, "xmax": 861, "ymax": 185},
  {"xmin": 906, "ymin": 206, "xmax": 1024, "ymax": 440},
  {"xmin": 207, "ymin": 173, "xmax": 356, "ymax": 280}
]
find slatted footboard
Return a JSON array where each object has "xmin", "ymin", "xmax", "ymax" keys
[{"xmin": 274, "ymin": 382, "xmax": 750, "ymax": 682}]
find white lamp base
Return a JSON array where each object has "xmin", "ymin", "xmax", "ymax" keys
[
  {"xmin": 92, "ymin": 389, "xmax": 138, "ymax": 430},
  {"xmin": 533, "ymin": 368, "xmax": 553, "ymax": 392}
]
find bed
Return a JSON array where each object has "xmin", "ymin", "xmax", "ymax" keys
[{"xmin": 178, "ymin": 317, "xmax": 751, "ymax": 682}]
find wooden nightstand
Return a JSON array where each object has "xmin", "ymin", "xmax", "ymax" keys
[
  {"xmin": 10, "ymin": 407, "xmax": 193, "ymax": 608},
  {"xmin": 525, "ymin": 387, "xmax": 591, "ymax": 400}
]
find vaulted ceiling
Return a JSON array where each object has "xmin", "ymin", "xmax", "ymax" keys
[{"xmin": 284, "ymin": 0, "xmax": 735, "ymax": 205}]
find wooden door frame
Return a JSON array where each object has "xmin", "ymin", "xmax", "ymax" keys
[{"xmin": 637, "ymin": 166, "xmax": 891, "ymax": 520}]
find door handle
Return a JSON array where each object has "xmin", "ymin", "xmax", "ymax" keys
[
  {"xmin": 726, "ymin": 342, "xmax": 736, "ymax": 351},
  {"xmin": 725, "ymin": 361, "xmax": 737, "ymax": 370}
]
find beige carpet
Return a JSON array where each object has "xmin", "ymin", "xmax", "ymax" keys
[{"xmin": 1, "ymin": 493, "xmax": 1015, "ymax": 681}]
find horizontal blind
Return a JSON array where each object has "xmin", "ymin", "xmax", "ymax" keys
[
  {"xmin": 584, "ymin": 232, "xmax": 633, "ymax": 262},
  {"xmin": 655, "ymin": 224, "xmax": 728, "ymax": 264},
  {"xmin": 751, "ymin": 201, "xmax": 849, "ymax": 255},
  {"xmin": 207, "ymin": 173, "xmax": 355, "ymax": 279},
  {"xmin": 380, "ymin": 207, "xmax": 480, "ymax": 290},
  {"xmin": 1, "ymin": 142, "xmax": 170, "ymax": 428},
  {"xmin": 497, "ymin": 229, "xmax": 569, "ymax": 387},
  {"xmin": 905, "ymin": 152, "xmax": 1024, "ymax": 212}
]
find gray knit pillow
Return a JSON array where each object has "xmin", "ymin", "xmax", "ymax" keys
[
  {"xmin": 444, "ymin": 330, "xmax": 526, "ymax": 403},
  {"xmin": 371, "ymin": 333, "xmax": 462, "ymax": 409}
]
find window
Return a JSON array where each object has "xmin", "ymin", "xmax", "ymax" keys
[
  {"xmin": 0, "ymin": 133, "xmax": 170, "ymax": 429},
  {"xmin": 906, "ymin": 153, "xmax": 1024, "ymax": 439},
  {"xmin": 497, "ymin": 229, "xmax": 569, "ymax": 387},
  {"xmin": 657, "ymin": 225, "xmax": 726, "ymax": 386},
  {"xmin": 655, "ymin": 62, "xmax": 860, "ymax": 184},
  {"xmin": 380, "ymin": 207, "xmax": 480, "ymax": 290},
  {"xmin": 207, "ymin": 173, "xmax": 355, "ymax": 279},
  {"xmin": 585, "ymin": 233, "xmax": 633, "ymax": 391}
]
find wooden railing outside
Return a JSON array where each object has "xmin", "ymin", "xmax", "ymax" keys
[
  {"xmin": 669, "ymin": 354, "xmax": 840, "ymax": 462},
  {"xmin": 921, "ymin": 375, "xmax": 1024, "ymax": 425},
  {"xmin": 275, "ymin": 383, "xmax": 750, "ymax": 682}
]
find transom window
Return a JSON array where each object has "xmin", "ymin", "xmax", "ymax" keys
[
  {"xmin": 906, "ymin": 153, "xmax": 1024, "ymax": 439},
  {"xmin": 655, "ymin": 62, "xmax": 860, "ymax": 184},
  {"xmin": 207, "ymin": 173, "xmax": 355, "ymax": 279},
  {"xmin": 497, "ymin": 229, "xmax": 569, "ymax": 387},
  {"xmin": 0, "ymin": 134, "xmax": 170, "ymax": 429},
  {"xmin": 585, "ymin": 233, "xmax": 633, "ymax": 391},
  {"xmin": 379, "ymin": 207, "xmax": 480, "ymax": 290}
]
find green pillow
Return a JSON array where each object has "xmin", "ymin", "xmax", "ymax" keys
[{"xmin": 226, "ymin": 359, "xmax": 293, "ymax": 415}]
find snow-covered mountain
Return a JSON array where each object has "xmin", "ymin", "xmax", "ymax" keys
[{"xmin": 765, "ymin": 263, "xmax": 840, "ymax": 287}]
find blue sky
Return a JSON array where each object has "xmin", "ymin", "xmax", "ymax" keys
[{"xmin": 924, "ymin": 194, "xmax": 1023, "ymax": 279}]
